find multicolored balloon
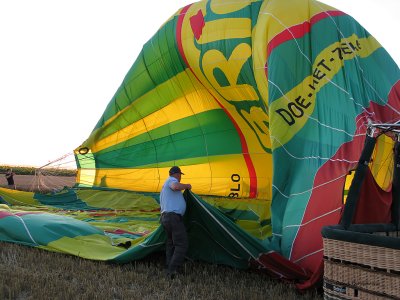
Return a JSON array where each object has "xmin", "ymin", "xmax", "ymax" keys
[{"xmin": 3, "ymin": 0, "xmax": 400, "ymax": 288}]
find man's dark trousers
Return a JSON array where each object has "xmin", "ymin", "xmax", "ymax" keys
[{"xmin": 161, "ymin": 212, "xmax": 188, "ymax": 275}]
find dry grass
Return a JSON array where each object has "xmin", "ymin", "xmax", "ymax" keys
[{"xmin": 0, "ymin": 242, "xmax": 322, "ymax": 300}]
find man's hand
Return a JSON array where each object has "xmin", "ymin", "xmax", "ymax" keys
[{"xmin": 171, "ymin": 182, "xmax": 192, "ymax": 191}]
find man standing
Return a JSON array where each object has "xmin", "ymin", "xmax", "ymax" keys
[
  {"xmin": 5, "ymin": 168, "xmax": 16, "ymax": 189},
  {"xmin": 160, "ymin": 166, "xmax": 192, "ymax": 279}
]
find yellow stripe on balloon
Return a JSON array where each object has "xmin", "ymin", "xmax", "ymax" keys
[
  {"xmin": 90, "ymin": 154, "xmax": 255, "ymax": 197},
  {"xmin": 41, "ymin": 234, "xmax": 128, "ymax": 260},
  {"xmin": 270, "ymin": 35, "xmax": 380, "ymax": 149},
  {"xmin": 210, "ymin": 0, "xmax": 255, "ymax": 15},
  {"xmin": 257, "ymin": 0, "xmax": 334, "ymax": 44},
  {"xmin": 90, "ymin": 71, "xmax": 221, "ymax": 153},
  {"xmin": 371, "ymin": 134, "xmax": 394, "ymax": 192},
  {"xmin": 197, "ymin": 18, "xmax": 251, "ymax": 45},
  {"xmin": 0, "ymin": 188, "xmax": 40, "ymax": 206}
]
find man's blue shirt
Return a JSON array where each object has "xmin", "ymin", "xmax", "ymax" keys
[{"xmin": 160, "ymin": 176, "xmax": 186, "ymax": 216}]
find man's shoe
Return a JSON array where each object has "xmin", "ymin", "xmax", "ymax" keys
[{"xmin": 166, "ymin": 271, "xmax": 177, "ymax": 280}]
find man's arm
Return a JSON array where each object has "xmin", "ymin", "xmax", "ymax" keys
[{"xmin": 171, "ymin": 182, "xmax": 192, "ymax": 191}]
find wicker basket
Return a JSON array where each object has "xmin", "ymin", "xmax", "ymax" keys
[
  {"xmin": 322, "ymin": 224, "xmax": 400, "ymax": 299},
  {"xmin": 321, "ymin": 131, "xmax": 400, "ymax": 298}
]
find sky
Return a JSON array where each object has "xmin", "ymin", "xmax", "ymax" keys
[{"xmin": 0, "ymin": 0, "xmax": 399, "ymax": 168}]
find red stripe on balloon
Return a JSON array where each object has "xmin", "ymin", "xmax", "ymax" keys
[
  {"xmin": 267, "ymin": 11, "xmax": 345, "ymax": 58},
  {"xmin": 176, "ymin": 6, "xmax": 258, "ymax": 197}
]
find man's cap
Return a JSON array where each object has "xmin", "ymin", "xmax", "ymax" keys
[{"xmin": 169, "ymin": 166, "xmax": 184, "ymax": 175}]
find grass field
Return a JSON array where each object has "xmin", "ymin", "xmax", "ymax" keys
[
  {"xmin": 0, "ymin": 174, "xmax": 76, "ymax": 192},
  {"xmin": 0, "ymin": 174, "xmax": 323, "ymax": 299},
  {"xmin": 0, "ymin": 242, "xmax": 322, "ymax": 299}
]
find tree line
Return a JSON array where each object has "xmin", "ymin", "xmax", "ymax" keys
[{"xmin": 0, "ymin": 165, "xmax": 76, "ymax": 177}]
